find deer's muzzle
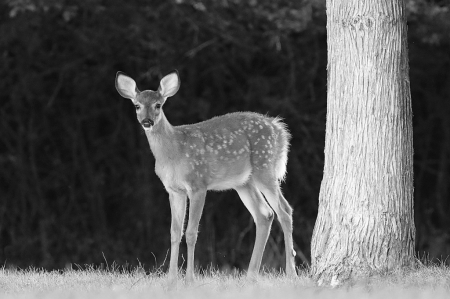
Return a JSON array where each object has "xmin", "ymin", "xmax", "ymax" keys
[{"xmin": 142, "ymin": 118, "xmax": 154, "ymax": 128}]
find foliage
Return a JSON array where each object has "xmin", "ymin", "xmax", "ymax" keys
[{"xmin": 0, "ymin": 0, "xmax": 449, "ymax": 270}]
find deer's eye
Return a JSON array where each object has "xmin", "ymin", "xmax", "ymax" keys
[
  {"xmin": 155, "ymin": 103, "xmax": 162, "ymax": 109},
  {"xmin": 135, "ymin": 105, "xmax": 140, "ymax": 110}
]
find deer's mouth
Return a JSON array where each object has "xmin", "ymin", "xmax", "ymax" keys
[{"xmin": 142, "ymin": 119, "xmax": 154, "ymax": 128}]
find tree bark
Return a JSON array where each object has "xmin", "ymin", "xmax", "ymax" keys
[{"xmin": 311, "ymin": 0, "xmax": 415, "ymax": 285}]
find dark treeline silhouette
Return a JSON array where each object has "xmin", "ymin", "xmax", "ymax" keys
[{"xmin": 1, "ymin": 0, "xmax": 449, "ymax": 271}]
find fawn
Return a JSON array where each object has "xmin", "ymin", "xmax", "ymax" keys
[{"xmin": 115, "ymin": 70, "xmax": 296, "ymax": 282}]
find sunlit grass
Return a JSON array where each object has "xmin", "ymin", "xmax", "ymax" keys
[{"xmin": 1, "ymin": 262, "xmax": 450, "ymax": 299}]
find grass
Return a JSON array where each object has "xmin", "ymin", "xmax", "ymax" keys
[{"xmin": 1, "ymin": 263, "xmax": 450, "ymax": 299}]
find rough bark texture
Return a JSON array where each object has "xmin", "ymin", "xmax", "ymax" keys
[{"xmin": 311, "ymin": 0, "xmax": 415, "ymax": 285}]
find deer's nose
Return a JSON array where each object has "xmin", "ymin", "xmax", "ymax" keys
[{"xmin": 142, "ymin": 118, "xmax": 154, "ymax": 128}]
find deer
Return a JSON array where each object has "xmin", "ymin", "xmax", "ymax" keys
[{"xmin": 115, "ymin": 70, "xmax": 296, "ymax": 282}]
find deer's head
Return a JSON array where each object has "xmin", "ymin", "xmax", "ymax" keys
[{"xmin": 115, "ymin": 71, "xmax": 180, "ymax": 131}]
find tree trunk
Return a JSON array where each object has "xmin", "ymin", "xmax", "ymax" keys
[{"xmin": 311, "ymin": 0, "xmax": 415, "ymax": 285}]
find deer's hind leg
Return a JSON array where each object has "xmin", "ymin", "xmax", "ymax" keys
[
  {"xmin": 255, "ymin": 176, "xmax": 296, "ymax": 277},
  {"xmin": 235, "ymin": 178, "xmax": 274, "ymax": 276}
]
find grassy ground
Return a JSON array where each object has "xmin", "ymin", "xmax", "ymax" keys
[{"xmin": 1, "ymin": 264, "xmax": 450, "ymax": 299}]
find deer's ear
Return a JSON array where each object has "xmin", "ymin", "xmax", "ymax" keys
[
  {"xmin": 115, "ymin": 72, "xmax": 139, "ymax": 100},
  {"xmin": 158, "ymin": 70, "xmax": 180, "ymax": 98}
]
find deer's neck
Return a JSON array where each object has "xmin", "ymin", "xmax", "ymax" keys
[{"xmin": 145, "ymin": 112, "xmax": 178, "ymax": 161}]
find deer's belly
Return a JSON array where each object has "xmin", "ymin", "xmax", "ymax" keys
[
  {"xmin": 206, "ymin": 159, "xmax": 252, "ymax": 191},
  {"xmin": 156, "ymin": 157, "xmax": 253, "ymax": 194}
]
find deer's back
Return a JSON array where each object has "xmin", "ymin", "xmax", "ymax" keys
[{"xmin": 162, "ymin": 112, "xmax": 290, "ymax": 193}]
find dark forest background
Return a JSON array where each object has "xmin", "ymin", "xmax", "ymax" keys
[{"xmin": 1, "ymin": 0, "xmax": 449, "ymax": 271}]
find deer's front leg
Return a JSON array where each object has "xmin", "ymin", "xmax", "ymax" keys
[
  {"xmin": 168, "ymin": 191, "xmax": 187, "ymax": 281},
  {"xmin": 185, "ymin": 189, "xmax": 207, "ymax": 283}
]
